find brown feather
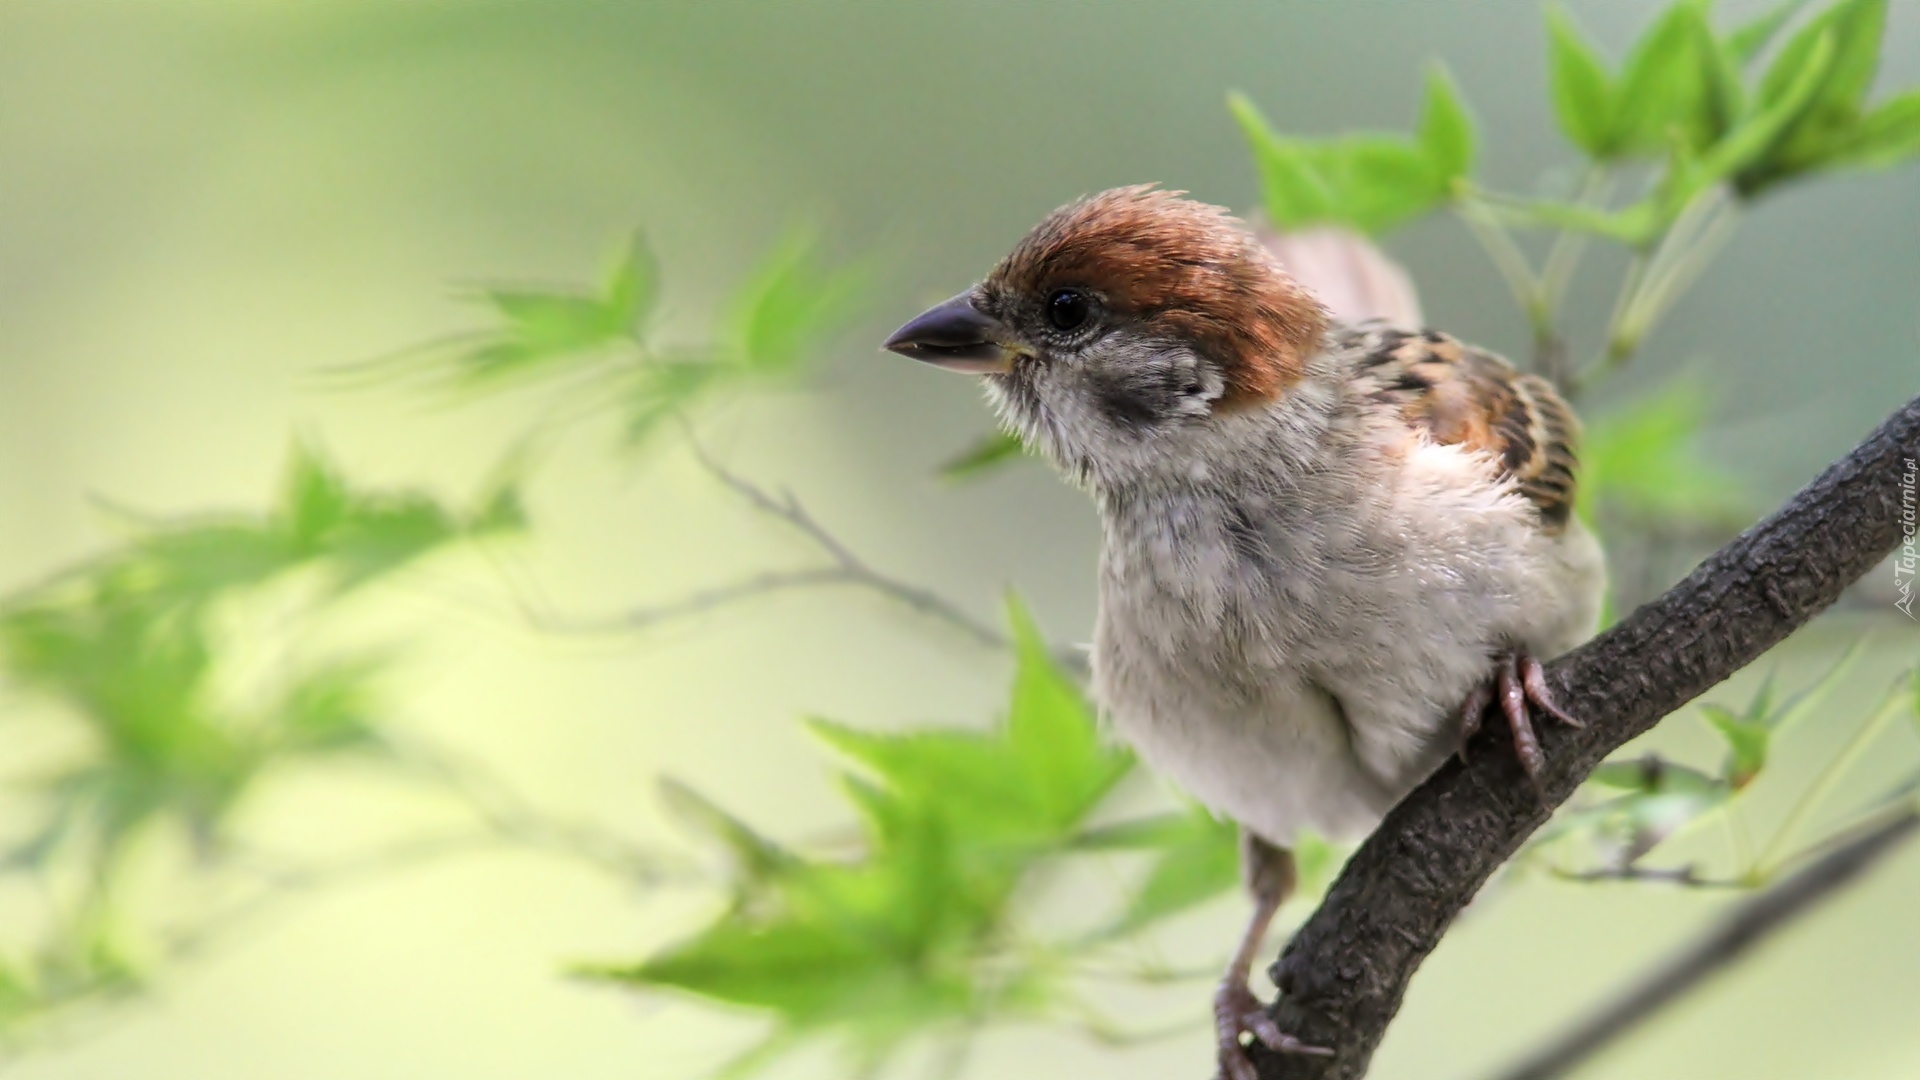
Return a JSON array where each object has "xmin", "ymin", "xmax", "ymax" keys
[
  {"xmin": 984, "ymin": 186, "xmax": 1329, "ymax": 406},
  {"xmin": 1338, "ymin": 322, "xmax": 1580, "ymax": 532}
]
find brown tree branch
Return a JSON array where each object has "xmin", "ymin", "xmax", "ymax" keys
[
  {"xmin": 1251, "ymin": 394, "xmax": 1920, "ymax": 1079},
  {"xmin": 1487, "ymin": 808, "xmax": 1920, "ymax": 1080}
]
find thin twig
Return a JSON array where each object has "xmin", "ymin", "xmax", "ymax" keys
[
  {"xmin": 1488, "ymin": 809, "xmax": 1920, "ymax": 1080},
  {"xmin": 528, "ymin": 436, "xmax": 1021, "ymax": 661},
  {"xmin": 1547, "ymin": 864, "xmax": 1746, "ymax": 889},
  {"xmin": 383, "ymin": 735, "xmax": 695, "ymax": 886},
  {"xmin": 683, "ymin": 438, "xmax": 1013, "ymax": 651},
  {"xmin": 1753, "ymin": 679, "xmax": 1910, "ymax": 877},
  {"xmin": 546, "ymin": 439, "xmax": 1103, "ymax": 673},
  {"xmin": 1455, "ymin": 199, "xmax": 1544, "ymax": 331}
]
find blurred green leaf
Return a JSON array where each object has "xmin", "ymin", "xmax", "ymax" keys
[
  {"xmin": 485, "ymin": 290, "xmax": 623, "ymax": 352},
  {"xmin": 1739, "ymin": 0, "xmax": 1891, "ymax": 190},
  {"xmin": 1229, "ymin": 94, "xmax": 1338, "ymax": 229},
  {"xmin": 1588, "ymin": 756, "xmax": 1723, "ymax": 796},
  {"xmin": 0, "ymin": 444, "xmax": 504, "ymax": 877},
  {"xmin": 728, "ymin": 233, "xmax": 868, "ymax": 375},
  {"xmin": 1693, "ymin": 7, "xmax": 1748, "ymax": 137},
  {"xmin": 1757, "ymin": 0, "xmax": 1883, "ymax": 117},
  {"xmin": 1577, "ymin": 380, "xmax": 1749, "ymax": 527},
  {"xmin": 1324, "ymin": 137, "xmax": 1449, "ymax": 234},
  {"xmin": 1070, "ymin": 812, "xmax": 1200, "ymax": 851},
  {"xmin": 603, "ymin": 231, "xmax": 661, "ymax": 334},
  {"xmin": 1727, "ymin": 0, "xmax": 1811, "ymax": 64},
  {"xmin": 1546, "ymin": 4, "xmax": 1619, "ymax": 156},
  {"xmin": 273, "ymin": 653, "xmax": 392, "ymax": 752},
  {"xmin": 659, "ymin": 777, "xmax": 799, "ymax": 897},
  {"xmin": 617, "ymin": 359, "xmax": 728, "ymax": 444},
  {"xmin": 590, "ymin": 599, "xmax": 1127, "ymax": 1073},
  {"xmin": 1693, "ymin": 31, "xmax": 1836, "ymax": 184},
  {"xmin": 1107, "ymin": 805, "xmax": 1239, "ymax": 936},
  {"xmin": 1005, "ymin": 597, "xmax": 1133, "ymax": 827},
  {"xmin": 1700, "ymin": 703, "xmax": 1770, "ymax": 789},
  {"xmin": 1579, "ymin": 755, "xmax": 1730, "ymax": 864},
  {"xmin": 1819, "ymin": 89, "xmax": 1920, "ymax": 167},
  {"xmin": 1418, "ymin": 65, "xmax": 1477, "ymax": 184},
  {"xmin": 1768, "ymin": 639, "xmax": 1867, "ymax": 738},
  {"xmin": 938, "ymin": 429, "xmax": 1028, "ymax": 481},
  {"xmin": 1230, "ymin": 84, "xmax": 1463, "ymax": 235},
  {"xmin": 1611, "ymin": 3, "xmax": 1719, "ymax": 156}
]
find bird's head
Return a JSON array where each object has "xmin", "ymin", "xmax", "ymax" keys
[{"xmin": 884, "ymin": 185, "xmax": 1329, "ymax": 485}]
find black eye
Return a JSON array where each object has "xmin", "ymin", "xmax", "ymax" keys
[{"xmin": 1046, "ymin": 288, "xmax": 1092, "ymax": 332}]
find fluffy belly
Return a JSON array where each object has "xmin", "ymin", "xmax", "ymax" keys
[{"xmin": 1096, "ymin": 667, "xmax": 1403, "ymax": 846}]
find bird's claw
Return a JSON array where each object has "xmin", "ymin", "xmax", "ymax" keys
[
  {"xmin": 1215, "ymin": 979, "xmax": 1333, "ymax": 1080},
  {"xmin": 1459, "ymin": 650, "xmax": 1582, "ymax": 795}
]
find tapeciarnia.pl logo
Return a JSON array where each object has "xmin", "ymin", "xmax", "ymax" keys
[{"xmin": 1897, "ymin": 457, "xmax": 1917, "ymax": 620}]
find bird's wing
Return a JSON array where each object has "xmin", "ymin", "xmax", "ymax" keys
[{"xmin": 1337, "ymin": 321, "xmax": 1579, "ymax": 532}]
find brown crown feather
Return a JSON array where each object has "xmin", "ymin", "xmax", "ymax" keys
[{"xmin": 985, "ymin": 185, "xmax": 1328, "ymax": 405}]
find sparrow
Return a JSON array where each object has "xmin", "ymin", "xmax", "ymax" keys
[{"xmin": 883, "ymin": 186, "xmax": 1605, "ymax": 1080}]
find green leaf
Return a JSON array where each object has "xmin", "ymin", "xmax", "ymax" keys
[
  {"xmin": 1005, "ymin": 597, "xmax": 1134, "ymax": 827},
  {"xmin": 1110, "ymin": 807, "xmax": 1239, "ymax": 935},
  {"xmin": 1417, "ymin": 65, "xmax": 1476, "ymax": 184},
  {"xmin": 1766, "ymin": 635, "xmax": 1867, "ymax": 736},
  {"xmin": 1577, "ymin": 380, "xmax": 1750, "ymax": 527},
  {"xmin": 280, "ymin": 439, "xmax": 352, "ymax": 552},
  {"xmin": 320, "ymin": 494, "xmax": 459, "ymax": 591},
  {"xmin": 1819, "ymin": 89, "xmax": 1920, "ymax": 167},
  {"xmin": 1580, "ymin": 755, "xmax": 1730, "ymax": 862},
  {"xmin": 1611, "ymin": 2, "xmax": 1718, "ymax": 155},
  {"xmin": 1760, "ymin": 0, "xmax": 1884, "ymax": 114},
  {"xmin": 588, "ymin": 779, "xmax": 1010, "ymax": 1072},
  {"xmin": 618, "ymin": 359, "xmax": 729, "ymax": 444},
  {"xmin": 1699, "ymin": 30, "xmax": 1837, "ymax": 183},
  {"xmin": 1069, "ymin": 812, "xmax": 1204, "ymax": 851},
  {"xmin": 1743, "ymin": 0, "xmax": 1888, "ymax": 184},
  {"xmin": 1546, "ymin": 4, "xmax": 1618, "ymax": 156},
  {"xmin": 1727, "ymin": 0, "xmax": 1811, "ymax": 64},
  {"xmin": 1700, "ymin": 703, "xmax": 1769, "ymax": 789},
  {"xmin": 273, "ymin": 653, "xmax": 391, "ymax": 752},
  {"xmin": 1323, "ymin": 136, "xmax": 1449, "ymax": 235},
  {"xmin": 809, "ymin": 600, "xmax": 1127, "ymax": 858},
  {"xmin": 728, "ymin": 234, "xmax": 869, "ymax": 374},
  {"xmin": 599, "ymin": 901, "xmax": 931, "ymax": 1021},
  {"xmin": 938, "ymin": 430, "xmax": 1027, "ymax": 481},
  {"xmin": 1229, "ymin": 93, "xmax": 1337, "ymax": 229},
  {"xmin": 603, "ymin": 231, "xmax": 660, "ymax": 335},
  {"xmin": 1693, "ymin": 8, "xmax": 1747, "ymax": 137},
  {"xmin": 659, "ymin": 776, "xmax": 798, "ymax": 889},
  {"xmin": 486, "ymin": 290, "xmax": 621, "ymax": 351},
  {"xmin": 1588, "ymin": 756, "xmax": 1722, "ymax": 796}
]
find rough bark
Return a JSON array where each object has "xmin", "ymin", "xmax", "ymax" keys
[{"xmin": 1250, "ymin": 394, "xmax": 1920, "ymax": 1080}]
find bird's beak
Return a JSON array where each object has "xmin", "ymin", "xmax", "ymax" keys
[{"xmin": 882, "ymin": 293, "xmax": 1020, "ymax": 374}]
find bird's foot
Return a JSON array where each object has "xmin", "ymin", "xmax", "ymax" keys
[
  {"xmin": 1456, "ymin": 651, "xmax": 1583, "ymax": 793},
  {"xmin": 1214, "ymin": 978, "xmax": 1332, "ymax": 1080}
]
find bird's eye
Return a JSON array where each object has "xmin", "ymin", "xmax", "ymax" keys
[{"xmin": 1046, "ymin": 288, "xmax": 1092, "ymax": 332}]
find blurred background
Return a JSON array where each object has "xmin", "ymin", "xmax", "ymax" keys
[{"xmin": 1, "ymin": 2, "xmax": 1917, "ymax": 1079}]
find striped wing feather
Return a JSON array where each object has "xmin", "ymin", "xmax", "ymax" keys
[{"xmin": 1337, "ymin": 322, "xmax": 1579, "ymax": 532}]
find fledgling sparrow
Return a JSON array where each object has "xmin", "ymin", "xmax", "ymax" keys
[{"xmin": 883, "ymin": 186, "xmax": 1605, "ymax": 1080}]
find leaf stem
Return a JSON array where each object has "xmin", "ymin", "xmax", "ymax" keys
[
  {"xmin": 1456, "ymin": 197, "xmax": 1545, "ymax": 332},
  {"xmin": 1753, "ymin": 681, "xmax": 1911, "ymax": 879}
]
